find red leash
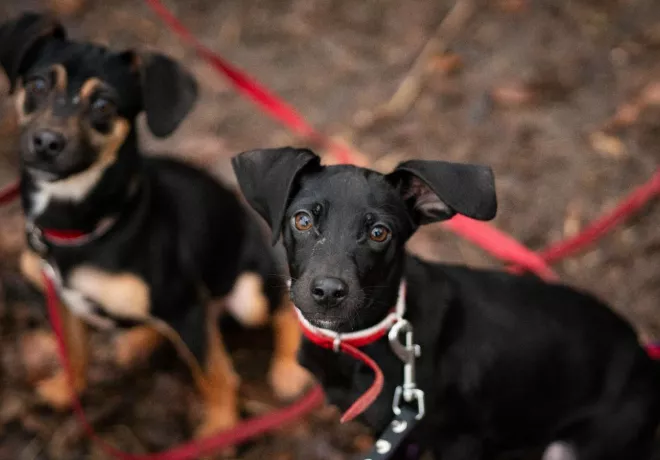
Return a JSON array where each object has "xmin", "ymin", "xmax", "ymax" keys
[
  {"xmin": 142, "ymin": 0, "xmax": 659, "ymax": 283},
  {"xmin": 0, "ymin": 179, "xmax": 20, "ymax": 205},
  {"xmin": 42, "ymin": 269, "xmax": 325, "ymax": 460},
  {"xmin": 143, "ymin": 0, "xmax": 356, "ymax": 165}
]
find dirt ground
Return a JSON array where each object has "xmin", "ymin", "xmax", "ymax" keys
[{"xmin": 0, "ymin": 0, "xmax": 659, "ymax": 459}]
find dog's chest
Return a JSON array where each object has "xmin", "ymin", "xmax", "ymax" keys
[{"xmin": 46, "ymin": 261, "xmax": 152, "ymax": 329}]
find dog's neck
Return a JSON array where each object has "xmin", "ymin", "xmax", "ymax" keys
[{"xmin": 21, "ymin": 131, "xmax": 142, "ymax": 233}]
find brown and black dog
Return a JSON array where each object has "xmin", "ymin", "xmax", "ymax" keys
[{"xmin": 0, "ymin": 13, "xmax": 311, "ymax": 439}]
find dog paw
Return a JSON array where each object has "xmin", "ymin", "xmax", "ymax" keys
[
  {"xmin": 195, "ymin": 406, "xmax": 239, "ymax": 457},
  {"xmin": 269, "ymin": 358, "xmax": 314, "ymax": 401},
  {"xmin": 36, "ymin": 372, "xmax": 79, "ymax": 410}
]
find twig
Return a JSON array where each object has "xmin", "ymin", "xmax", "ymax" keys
[{"xmin": 363, "ymin": 0, "xmax": 476, "ymax": 127}]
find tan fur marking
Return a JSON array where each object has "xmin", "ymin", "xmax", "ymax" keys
[
  {"xmin": 35, "ymin": 295, "xmax": 89, "ymax": 410},
  {"xmin": 14, "ymin": 86, "xmax": 33, "ymax": 126},
  {"xmin": 195, "ymin": 299, "xmax": 239, "ymax": 443},
  {"xmin": 79, "ymin": 77, "xmax": 102, "ymax": 100},
  {"xmin": 269, "ymin": 300, "xmax": 313, "ymax": 400},
  {"xmin": 39, "ymin": 118, "xmax": 130, "ymax": 202},
  {"xmin": 226, "ymin": 272, "xmax": 269, "ymax": 327},
  {"xmin": 115, "ymin": 325, "xmax": 164, "ymax": 369},
  {"xmin": 52, "ymin": 64, "xmax": 68, "ymax": 92},
  {"xmin": 68, "ymin": 266, "xmax": 150, "ymax": 321},
  {"xmin": 19, "ymin": 249, "xmax": 46, "ymax": 291}
]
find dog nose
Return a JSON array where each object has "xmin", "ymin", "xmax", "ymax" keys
[
  {"xmin": 32, "ymin": 130, "xmax": 67, "ymax": 158},
  {"xmin": 311, "ymin": 277, "xmax": 348, "ymax": 307}
]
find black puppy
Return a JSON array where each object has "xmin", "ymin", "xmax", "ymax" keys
[
  {"xmin": 233, "ymin": 147, "xmax": 660, "ymax": 460},
  {"xmin": 0, "ymin": 13, "xmax": 311, "ymax": 438}
]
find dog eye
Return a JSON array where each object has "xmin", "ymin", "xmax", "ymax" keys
[
  {"xmin": 91, "ymin": 97, "xmax": 116, "ymax": 117},
  {"xmin": 25, "ymin": 77, "xmax": 50, "ymax": 97},
  {"xmin": 293, "ymin": 211, "xmax": 314, "ymax": 231},
  {"xmin": 369, "ymin": 225, "xmax": 391, "ymax": 243}
]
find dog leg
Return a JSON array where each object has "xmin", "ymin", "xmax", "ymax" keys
[
  {"xmin": 115, "ymin": 325, "xmax": 164, "ymax": 369},
  {"xmin": 268, "ymin": 300, "xmax": 314, "ymax": 400},
  {"xmin": 19, "ymin": 249, "xmax": 46, "ymax": 291},
  {"xmin": 195, "ymin": 299, "xmax": 239, "ymax": 448},
  {"xmin": 35, "ymin": 299, "xmax": 89, "ymax": 410}
]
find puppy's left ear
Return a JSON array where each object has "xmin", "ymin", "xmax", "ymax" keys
[
  {"xmin": 123, "ymin": 51, "xmax": 198, "ymax": 137},
  {"xmin": 232, "ymin": 147, "xmax": 321, "ymax": 245},
  {"xmin": 387, "ymin": 160, "xmax": 497, "ymax": 224},
  {"xmin": 0, "ymin": 13, "xmax": 66, "ymax": 92}
]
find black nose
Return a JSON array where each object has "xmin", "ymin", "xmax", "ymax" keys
[
  {"xmin": 32, "ymin": 130, "xmax": 67, "ymax": 158},
  {"xmin": 311, "ymin": 277, "xmax": 348, "ymax": 307}
]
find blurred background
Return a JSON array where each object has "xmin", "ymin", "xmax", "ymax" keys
[{"xmin": 0, "ymin": 0, "xmax": 658, "ymax": 458}]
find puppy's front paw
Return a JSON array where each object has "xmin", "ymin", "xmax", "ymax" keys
[
  {"xmin": 195, "ymin": 405, "xmax": 239, "ymax": 457},
  {"xmin": 36, "ymin": 372, "xmax": 80, "ymax": 410},
  {"xmin": 269, "ymin": 358, "xmax": 314, "ymax": 401}
]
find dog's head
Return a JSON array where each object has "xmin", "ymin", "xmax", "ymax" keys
[
  {"xmin": 0, "ymin": 13, "xmax": 197, "ymax": 182},
  {"xmin": 232, "ymin": 147, "xmax": 497, "ymax": 332}
]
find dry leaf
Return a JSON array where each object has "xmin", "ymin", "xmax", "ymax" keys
[
  {"xmin": 496, "ymin": 0, "xmax": 528, "ymax": 13},
  {"xmin": 427, "ymin": 53, "xmax": 463, "ymax": 76},
  {"xmin": 589, "ymin": 131, "xmax": 627, "ymax": 158},
  {"xmin": 491, "ymin": 82, "xmax": 535, "ymax": 107},
  {"xmin": 48, "ymin": 0, "xmax": 87, "ymax": 16}
]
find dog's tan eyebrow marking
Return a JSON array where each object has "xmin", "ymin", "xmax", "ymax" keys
[
  {"xmin": 79, "ymin": 78, "xmax": 103, "ymax": 100},
  {"xmin": 52, "ymin": 64, "xmax": 68, "ymax": 92}
]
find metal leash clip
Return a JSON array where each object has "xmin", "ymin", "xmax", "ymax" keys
[
  {"xmin": 25, "ymin": 221, "xmax": 49, "ymax": 256},
  {"xmin": 388, "ymin": 320, "xmax": 425, "ymax": 420}
]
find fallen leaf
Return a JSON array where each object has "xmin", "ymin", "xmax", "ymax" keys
[
  {"xmin": 589, "ymin": 131, "xmax": 627, "ymax": 158},
  {"xmin": 427, "ymin": 53, "xmax": 463, "ymax": 76},
  {"xmin": 491, "ymin": 82, "xmax": 535, "ymax": 107},
  {"xmin": 48, "ymin": 0, "xmax": 87, "ymax": 16},
  {"xmin": 496, "ymin": 0, "xmax": 528, "ymax": 13}
]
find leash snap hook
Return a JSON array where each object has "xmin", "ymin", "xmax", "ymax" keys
[
  {"xmin": 26, "ymin": 221, "xmax": 49, "ymax": 256},
  {"xmin": 388, "ymin": 320, "xmax": 424, "ymax": 420}
]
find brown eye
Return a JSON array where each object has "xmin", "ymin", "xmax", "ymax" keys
[
  {"xmin": 293, "ymin": 212, "xmax": 313, "ymax": 231},
  {"xmin": 369, "ymin": 225, "xmax": 390, "ymax": 243},
  {"xmin": 26, "ymin": 77, "xmax": 50, "ymax": 97},
  {"xmin": 91, "ymin": 97, "xmax": 115, "ymax": 117}
]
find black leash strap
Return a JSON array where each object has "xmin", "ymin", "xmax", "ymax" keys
[{"xmin": 359, "ymin": 405, "xmax": 420, "ymax": 460}]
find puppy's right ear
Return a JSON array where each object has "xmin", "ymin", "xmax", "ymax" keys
[
  {"xmin": 232, "ymin": 147, "xmax": 321, "ymax": 245},
  {"xmin": 0, "ymin": 13, "xmax": 66, "ymax": 93}
]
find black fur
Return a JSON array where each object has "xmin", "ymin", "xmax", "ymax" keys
[
  {"xmin": 233, "ymin": 147, "xmax": 660, "ymax": 460},
  {"xmin": 0, "ymin": 13, "xmax": 286, "ymax": 365}
]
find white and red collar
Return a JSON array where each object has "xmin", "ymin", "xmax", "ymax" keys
[
  {"xmin": 291, "ymin": 281, "xmax": 408, "ymax": 423},
  {"xmin": 294, "ymin": 282, "xmax": 407, "ymax": 351}
]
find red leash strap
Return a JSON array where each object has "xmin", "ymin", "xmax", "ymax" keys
[
  {"xmin": 443, "ymin": 215, "xmax": 559, "ymax": 281},
  {"xmin": 338, "ymin": 343, "xmax": 384, "ymax": 423},
  {"xmin": 302, "ymin": 327, "xmax": 384, "ymax": 423},
  {"xmin": 0, "ymin": 179, "xmax": 20, "ymax": 205},
  {"xmin": 537, "ymin": 169, "xmax": 660, "ymax": 265},
  {"xmin": 42, "ymin": 269, "xmax": 325, "ymax": 460},
  {"xmin": 143, "ymin": 0, "xmax": 356, "ymax": 165}
]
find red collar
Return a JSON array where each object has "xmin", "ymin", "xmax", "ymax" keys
[
  {"xmin": 294, "ymin": 282, "xmax": 406, "ymax": 422},
  {"xmin": 28, "ymin": 218, "xmax": 117, "ymax": 250}
]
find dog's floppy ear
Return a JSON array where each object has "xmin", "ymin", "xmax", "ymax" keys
[
  {"xmin": 122, "ymin": 51, "xmax": 198, "ymax": 138},
  {"xmin": 232, "ymin": 147, "xmax": 321, "ymax": 244},
  {"xmin": 0, "ymin": 13, "xmax": 66, "ymax": 93},
  {"xmin": 387, "ymin": 159, "xmax": 497, "ymax": 225}
]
